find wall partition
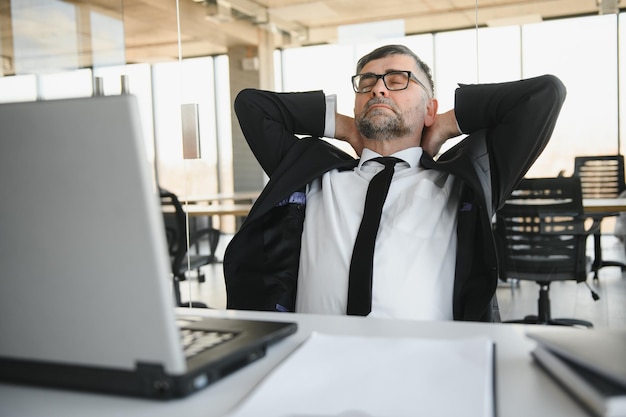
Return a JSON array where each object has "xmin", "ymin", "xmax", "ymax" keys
[
  {"xmin": 0, "ymin": 0, "xmax": 235, "ymax": 203},
  {"xmin": 279, "ymin": 12, "xmax": 624, "ymax": 179},
  {"xmin": 522, "ymin": 14, "xmax": 619, "ymax": 176},
  {"xmin": 1, "ymin": 4, "xmax": 626, "ymax": 212}
]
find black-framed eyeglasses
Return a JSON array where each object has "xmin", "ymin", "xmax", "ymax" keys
[{"xmin": 351, "ymin": 70, "xmax": 430, "ymax": 95}]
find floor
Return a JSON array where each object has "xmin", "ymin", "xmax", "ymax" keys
[{"xmin": 178, "ymin": 234, "xmax": 626, "ymax": 329}]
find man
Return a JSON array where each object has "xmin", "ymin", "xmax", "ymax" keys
[{"xmin": 224, "ymin": 44, "xmax": 566, "ymax": 322}]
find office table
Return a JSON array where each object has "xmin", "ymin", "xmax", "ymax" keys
[
  {"xmin": 0, "ymin": 309, "xmax": 593, "ymax": 417},
  {"xmin": 167, "ymin": 197, "xmax": 626, "ymax": 224},
  {"xmin": 583, "ymin": 197, "xmax": 626, "ymax": 214},
  {"xmin": 162, "ymin": 203, "xmax": 252, "ymax": 220},
  {"xmin": 173, "ymin": 196, "xmax": 626, "ymax": 226},
  {"xmin": 582, "ymin": 197, "xmax": 626, "ymax": 279},
  {"xmin": 162, "ymin": 196, "xmax": 253, "ymax": 236},
  {"xmin": 163, "ymin": 202, "xmax": 252, "ymax": 235},
  {"xmin": 182, "ymin": 203, "xmax": 252, "ymax": 232},
  {"xmin": 177, "ymin": 203, "xmax": 253, "ymax": 217},
  {"xmin": 179, "ymin": 195, "xmax": 626, "ymax": 218},
  {"xmin": 181, "ymin": 191, "xmax": 260, "ymax": 204}
]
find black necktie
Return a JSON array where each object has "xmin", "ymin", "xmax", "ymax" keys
[{"xmin": 347, "ymin": 156, "xmax": 401, "ymax": 316}]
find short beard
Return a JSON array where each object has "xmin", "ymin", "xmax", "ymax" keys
[{"xmin": 357, "ymin": 111, "xmax": 411, "ymax": 140}]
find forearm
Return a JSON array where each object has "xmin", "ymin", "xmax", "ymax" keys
[
  {"xmin": 454, "ymin": 74, "xmax": 567, "ymax": 205},
  {"xmin": 234, "ymin": 89, "xmax": 327, "ymax": 175},
  {"xmin": 454, "ymin": 74, "xmax": 566, "ymax": 137}
]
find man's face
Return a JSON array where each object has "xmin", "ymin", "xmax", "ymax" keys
[{"xmin": 353, "ymin": 54, "xmax": 432, "ymax": 141}]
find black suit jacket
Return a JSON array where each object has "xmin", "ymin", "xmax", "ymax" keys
[{"xmin": 224, "ymin": 75, "xmax": 566, "ymax": 321}]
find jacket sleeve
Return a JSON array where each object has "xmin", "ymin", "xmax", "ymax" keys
[
  {"xmin": 234, "ymin": 88, "xmax": 327, "ymax": 177},
  {"xmin": 454, "ymin": 74, "xmax": 567, "ymax": 209}
]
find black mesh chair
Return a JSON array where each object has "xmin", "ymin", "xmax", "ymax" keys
[
  {"xmin": 574, "ymin": 155, "xmax": 626, "ymax": 280},
  {"xmin": 160, "ymin": 188, "xmax": 221, "ymax": 308},
  {"xmin": 494, "ymin": 177, "xmax": 598, "ymax": 327}
]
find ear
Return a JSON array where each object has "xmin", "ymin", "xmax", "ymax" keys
[{"xmin": 423, "ymin": 98, "xmax": 438, "ymax": 127}]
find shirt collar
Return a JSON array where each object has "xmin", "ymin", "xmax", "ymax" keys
[{"xmin": 358, "ymin": 147, "xmax": 423, "ymax": 170}]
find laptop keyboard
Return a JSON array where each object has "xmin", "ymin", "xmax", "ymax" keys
[
  {"xmin": 176, "ymin": 315, "xmax": 240, "ymax": 359},
  {"xmin": 180, "ymin": 329, "xmax": 236, "ymax": 359}
]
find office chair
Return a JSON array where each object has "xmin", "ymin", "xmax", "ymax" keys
[
  {"xmin": 160, "ymin": 188, "xmax": 221, "ymax": 308},
  {"xmin": 573, "ymin": 155, "xmax": 626, "ymax": 280},
  {"xmin": 494, "ymin": 177, "xmax": 598, "ymax": 327}
]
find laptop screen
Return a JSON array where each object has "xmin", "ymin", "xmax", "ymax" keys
[{"xmin": 0, "ymin": 95, "xmax": 186, "ymax": 374}]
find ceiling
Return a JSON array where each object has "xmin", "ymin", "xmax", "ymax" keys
[
  {"xmin": 0, "ymin": 0, "xmax": 622, "ymax": 70},
  {"xmin": 123, "ymin": 0, "xmax": 622, "ymax": 62}
]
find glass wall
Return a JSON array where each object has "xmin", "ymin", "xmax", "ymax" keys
[
  {"xmin": 1, "ymin": 5, "xmax": 625, "ymax": 195},
  {"xmin": 4, "ymin": 0, "xmax": 125, "ymax": 82},
  {"xmin": 522, "ymin": 14, "xmax": 619, "ymax": 176},
  {"xmin": 280, "ymin": 13, "xmax": 623, "ymax": 179},
  {"xmin": 0, "ymin": 0, "xmax": 229, "ymax": 201}
]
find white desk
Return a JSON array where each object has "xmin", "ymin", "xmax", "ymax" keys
[
  {"xmin": 582, "ymin": 197, "xmax": 626, "ymax": 279},
  {"xmin": 0, "ymin": 309, "xmax": 591, "ymax": 417},
  {"xmin": 182, "ymin": 191, "xmax": 260, "ymax": 204},
  {"xmin": 583, "ymin": 197, "xmax": 626, "ymax": 214},
  {"xmin": 163, "ymin": 203, "xmax": 252, "ymax": 217}
]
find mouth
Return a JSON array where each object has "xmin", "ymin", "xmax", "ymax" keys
[
  {"xmin": 364, "ymin": 102, "xmax": 395, "ymax": 117},
  {"xmin": 364, "ymin": 97, "xmax": 396, "ymax": 111},
  {"xmin": 368, "ymin": 103, "xmax": 392, "ymax": 111}
]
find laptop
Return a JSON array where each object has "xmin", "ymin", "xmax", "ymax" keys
[
  {"xmin": 0, "ymin": 94, "xmax": 296, "ymax": 399},
  {"xmin": 527, "ymin": 328, "xmax": 626, "ymax": 388}
]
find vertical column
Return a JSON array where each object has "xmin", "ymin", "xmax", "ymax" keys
[
  {"xmin": 227, "ymin": 28, "xmax": 278, "ymax": 193},
  {"xmin": 75, "ymin": 3, "xmax": 93, "ymax": 70},
  {"xmin": 227, "ymin": 43, "xmax": 266, "ymax": 193},
  {"xmin": 0, "ymin": 0, "xmax": 15, "ymax": 76},
  {"xmin": 257, "ymin": 27, "xmax": 275, "ymax": 91}
]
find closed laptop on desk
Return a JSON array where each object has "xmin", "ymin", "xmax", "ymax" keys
[
  {"xmin": 527, "ymin": 328, "xmax": 626, "ymax": 388},
  {"xmin": 527, "ymin": 328, "xmax": 626, "ymax": 417},
  {"xmin": 0, "ymin": 95, "xmax": 296, "ymax": 399}
]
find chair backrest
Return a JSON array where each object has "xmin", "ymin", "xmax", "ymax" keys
[
  {"xmin": 160, "ymin": 188, "xmax": 221, "ymax": 271},
  {"xmin": 494, "ymin": 176, "xmax": 588, "ymax": 283},
  {"xmin": 573, "ymin": 155, "xmax": 626, "ymax": 198},
  {"xmin": 160, "ymin": 188, "xmax": 188, "ymax": 275}
]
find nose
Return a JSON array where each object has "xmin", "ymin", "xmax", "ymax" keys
[{"xmin": 370, "ymin": 77, "xmax": 389, "ymax": 97}]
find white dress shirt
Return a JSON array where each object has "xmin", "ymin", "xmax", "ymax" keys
[{"xmin": 296, "ymin": 145, "xmax": 461, "ymax": 320}]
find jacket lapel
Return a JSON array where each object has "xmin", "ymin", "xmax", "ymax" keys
[
  {"xmin": 421, "ymin": 140, "xmax": 487, "ymax": 208},
  {"xmin": 244, "ymin": 138, "xmax": 357, "ymax": 225}
]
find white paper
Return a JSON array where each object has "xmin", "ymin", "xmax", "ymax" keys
[{"xmin": 227, "ymin": 332, "xmax": 495, "ymax": 417}]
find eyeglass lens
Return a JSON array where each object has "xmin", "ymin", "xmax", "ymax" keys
[{"xmin": 354, "ymin": 71, "xmax": 409, "ymax": 93}]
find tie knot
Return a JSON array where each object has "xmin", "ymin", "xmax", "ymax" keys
[{"xmin": 370, "ymin": 156, "xmax": 402, "ymax": 169}]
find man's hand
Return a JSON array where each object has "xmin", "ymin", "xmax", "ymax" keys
[
  {"xmin": 335, "ymin": 113, "xmax": 366, "ymax": 157},
  {"xmin": 420, "ymin": 110, "xmax": 462, "ymax": 157}
]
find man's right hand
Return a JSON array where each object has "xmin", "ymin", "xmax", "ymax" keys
[
  {"xmin": 420, "ymin": 109, "xmax": 461, "ymax": 157},
  {"xmin": 335, "ymin": 113, "xmax": 365, "ymax": 157}
]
